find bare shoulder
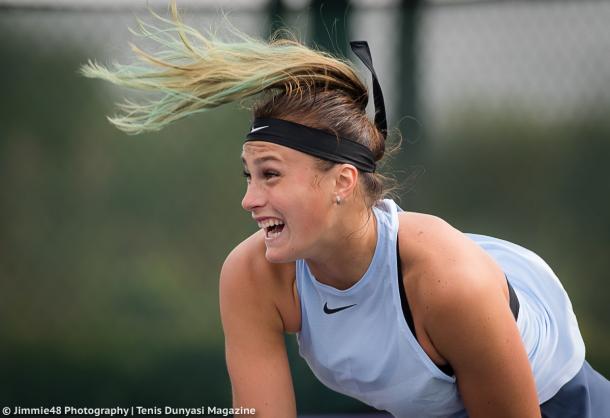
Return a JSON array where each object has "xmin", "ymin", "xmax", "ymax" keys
[
  {"xmin": 396, "ymin": 212, "xmax": 511, "ymax": 365},
  {"xmin": 396, "ymin": 213, "xmax": 539, "ymax": 415},
  {"xmin": 397, "ymin": 211, "xmax": 478, "ymax": 270},
  {"xmin": 396, "ymin": 210, "xmax": 508, "ymax": 318},
  {"xmin": 222, "ymin": 230, "xmax": 292, "ymax": 288},
  {"xmin": 222, "ymin": 230, "xmax": 271, "ymax": 285},
  {"xmin": 220, "ymin": 230, "xmax": 298, "ymax": 333}
]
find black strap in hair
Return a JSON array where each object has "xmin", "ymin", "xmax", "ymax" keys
[
  {"xmin": 245, "ymin": 117, "xmax": 376, "ymax": 173},
  {"xmin": 349, "ymin": 41, "xmax": 388, "ymax": 139}
]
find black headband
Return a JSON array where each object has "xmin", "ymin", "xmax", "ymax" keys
[
  {"xmin": 244, "ymin": 40, "xmax": 386, "ymax": 174},
  {"xmin": 245, "ymin": 117, "xmax": 376, "ymax": 172}
]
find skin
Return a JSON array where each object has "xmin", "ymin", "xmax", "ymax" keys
[{"xmin": 219, "ymin": 141, "xmax": 541, "ymax": 418}]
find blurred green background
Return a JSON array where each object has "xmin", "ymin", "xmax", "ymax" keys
[{"xmin": 1, "ymin": 0, "xmax": 609, "ymax": 415}]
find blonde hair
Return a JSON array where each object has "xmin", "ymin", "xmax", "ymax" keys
[
  {"xmin": 80, "ymin": 0, "xmax": 367, "ymax": 135},
  {"xmin": 80, "ymin": 0, "xmax": 397, "ymax": 207}
]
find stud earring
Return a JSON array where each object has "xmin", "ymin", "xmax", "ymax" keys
[{"xmin": 335, "ymin": 195, "xmax": 341, "ymax": 205}]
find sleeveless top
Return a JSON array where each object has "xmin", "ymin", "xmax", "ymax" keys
[{"xmin": 295, "ymin": 199, "xmax": 585, "ymax": 417}]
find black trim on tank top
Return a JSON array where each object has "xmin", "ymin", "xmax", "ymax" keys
[{"xmin": 396, "ymin": 237, "xmax": 520, "ymax": 377}]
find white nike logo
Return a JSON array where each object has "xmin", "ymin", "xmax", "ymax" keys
[{"xmin": 249, "ymin": 125, "xmax": 268, "ymax": 133}]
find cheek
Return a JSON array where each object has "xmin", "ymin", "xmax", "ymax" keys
[
  {"xmin": 293, "ymin": 182, "xmax": 327, "ymax": 210},
  {"xmin": 282, "ymin": 170, "xmax": 332, "ymax": 228},
  {"xmin": 292, "ymin": 192, "xmax": 332, "ymax": 232}
]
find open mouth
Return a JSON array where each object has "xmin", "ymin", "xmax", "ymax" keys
[
  {"xmin": 257, "ymin": 218, "xmax": 285, "ymax": 240},
  {"xmin": 266, "ymin": 223, "xmax": 285, "ymax": 239}
]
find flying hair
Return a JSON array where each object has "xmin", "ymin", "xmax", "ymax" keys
[{"xmin": 79, "ymin": 0, "xmax": 368, "ymax": 134}]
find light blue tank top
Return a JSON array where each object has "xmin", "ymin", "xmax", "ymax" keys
[{"xmin": 295, "ymin": 199, "xmax": 585, "ymax": 417}]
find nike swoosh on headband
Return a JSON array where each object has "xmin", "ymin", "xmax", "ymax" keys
[
  {"xmin": 250, "ymin": 125, "xmax": 268, "ymax": 133},
  {"xmin": 323, "ymin": 302, "xmax": 357, "ymax": 314}
]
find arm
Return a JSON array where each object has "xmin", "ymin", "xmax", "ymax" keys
[
  {"xmin": 219, "ymin": 246, "xmax": 297, "ymax": 418},
  {"xmin": 423, "ymin": 262, "xmax": 541, "ymax": 418}
]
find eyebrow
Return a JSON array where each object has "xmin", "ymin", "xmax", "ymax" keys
[{"xmin": 241, "ymin": 154, "xmax": 283, "ymax": 166}]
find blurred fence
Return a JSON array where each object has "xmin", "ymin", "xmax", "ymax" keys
[
  {"xmin": 1, "ymin": 0, "xmax": 609, "ymax": 135},
  {"xmin": 1, "ymin": 0, "xmax": 609, "ymax": 416}
]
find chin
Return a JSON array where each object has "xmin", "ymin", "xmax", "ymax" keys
[{"xmin": 264, "ymin": 248, "xmax": 297, "ymax": 264}]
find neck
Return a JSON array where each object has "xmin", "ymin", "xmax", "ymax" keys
[{"xmin": 305, "ymin": 205, "xmax": 378, "ymax": 290}]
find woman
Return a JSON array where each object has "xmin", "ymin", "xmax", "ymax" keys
[{"xmin": 81, "ymin": 2, "xmax": 609, "ymax": 417}]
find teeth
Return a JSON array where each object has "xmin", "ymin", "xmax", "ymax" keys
[{"xmin": 257, "ymin": 218, "xmax": 285, "ymax": 229}]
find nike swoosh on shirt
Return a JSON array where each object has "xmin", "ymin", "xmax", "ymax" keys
[
  {"xmin": 249, "ymin": 125, "xmax": 269, "ymax": 133},
  {"xmin": 323, "ymin": 302, "xmax": 357, "ymax": 314}
]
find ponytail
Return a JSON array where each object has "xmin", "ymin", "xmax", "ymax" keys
[{"xmin": 80, "ymin": 0, "xmax": 367, "ymax": 134}]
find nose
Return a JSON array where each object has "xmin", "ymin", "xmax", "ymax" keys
[{"xmin": 241, "ymin": 182, "xmax": 266, "ymax": 212}]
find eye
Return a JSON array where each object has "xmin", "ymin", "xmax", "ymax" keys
[
  {"xmin": 263, "ymin": 170, "xmax": 279, "ymax": 180},
  {"xmin": 242, "ymin": 170, "xmax": 251, "ymax": 182}
]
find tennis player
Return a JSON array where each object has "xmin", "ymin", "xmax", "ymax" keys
[{"xmin": 81, "ymin": 2, "xmax": 610, "ymax": 417}]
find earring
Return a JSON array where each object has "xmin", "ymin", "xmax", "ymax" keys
[{"xmin": 335, "ymin": 195, "xmax": 341, "ymax": 205}]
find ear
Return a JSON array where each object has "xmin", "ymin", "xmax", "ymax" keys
[{"xmin": 334, "ymin": 164, "xmax": 359, "ymax": 201}]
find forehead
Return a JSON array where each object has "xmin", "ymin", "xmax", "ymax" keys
[
  {"xmin": 241, "ymin": 141, "xmax": 312, "ymax": 166},
  {"xmin": 242, "ymin": 141, "xmax": 282, "ymax": 156}
]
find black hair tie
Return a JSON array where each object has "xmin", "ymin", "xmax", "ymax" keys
[{"xmin": 350, "ymin": 41, "xmax": 388, "ymax": 139}]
